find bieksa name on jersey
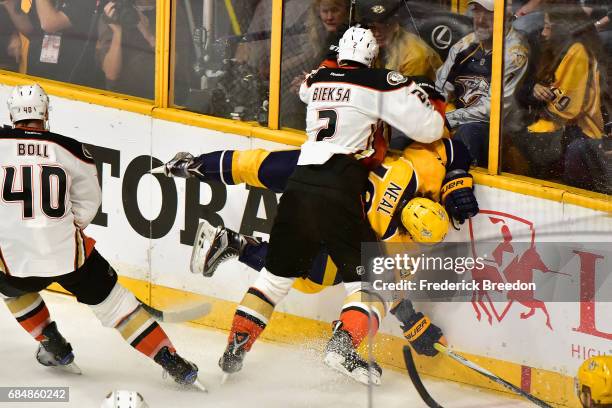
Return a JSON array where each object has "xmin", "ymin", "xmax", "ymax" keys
[{"xmin": 312, "ymin": 87, "xmax": 352, "ymax": 103}]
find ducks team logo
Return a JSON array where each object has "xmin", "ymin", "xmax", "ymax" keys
[{"xmin": 387, "ymin": 71, "xmax": 408, "ymax": 86}]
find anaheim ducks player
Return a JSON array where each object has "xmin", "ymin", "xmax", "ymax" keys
[
  {"xmin": 0, "ymin": 85, "xmax": 202, "ymax": 389},
  {"xmin": 211, "ymin": 26, "xmax": 444, "ymax": 385}
]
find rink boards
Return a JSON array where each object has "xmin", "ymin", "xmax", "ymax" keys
[{"xmin": 1, "ymin": 86, "xmax": 610, "ymax": 408}]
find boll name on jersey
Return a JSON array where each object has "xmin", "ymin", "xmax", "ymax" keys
[
  {"xmin": 18, "ymin": 143, "xmax": 48, "ymax": 158},
  {"xmin": 377, "ymin": 182, "xmax": 403, "ymax": 215},
  {"xmin": 312, "ymin": 86, "xmax": 351, "ymax": 103}
]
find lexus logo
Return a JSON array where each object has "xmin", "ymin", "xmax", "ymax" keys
[{"xmin": 431, "ymin": 25, "xmax": 452, "ymax": 50}]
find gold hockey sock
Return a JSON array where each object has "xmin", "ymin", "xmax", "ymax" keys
[
  {"xmin": 6, "ymin": 293, "xmax": 52, "ymax": 341},
  {"xmin": 228, "ymin": 287, "xmax": 275, "ymax": 351},
  {"xmin": 116, "ymin": 305, "xmax": 174, "ymax": 358}
]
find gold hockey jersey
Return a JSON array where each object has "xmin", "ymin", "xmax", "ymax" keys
[{"xmin": 528, "ymin": 43, "xmax": 604, "ymax": 138}]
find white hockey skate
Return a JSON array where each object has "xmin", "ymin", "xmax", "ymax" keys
[
  {"xmin": 323, "ymin": 321, "xmax": 382, "ymax": 386},
  {"xmin": 36, "ymin": 322, "xmax": 82, "ymax": 375},
  {"xmin": 191, "ymin": 221, "xmax": 259, "ymax": 277},
  {"xmin": 190, "ymin": 220, "xmax": 222, "ymax": 276}
]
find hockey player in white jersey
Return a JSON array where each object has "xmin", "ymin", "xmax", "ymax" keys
[
  {"xmin": 298, "ymin": 30, "xmax": 444, "ymax": 165},
  {"xmin": 210, "ymin": 27, "xmax": 445, "ymax": 385},
  {"xmin": 0, "ymin": 84, "xmax": 202, "ymax": 388}
]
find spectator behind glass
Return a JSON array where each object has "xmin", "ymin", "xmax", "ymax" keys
[
  {"xmin": 358, "ymin": 0, "xmax": 443, "ymax": 149},
  {"xmin": 515, "ymin": 5, "xmax": 607, "ymax": 191},
  {"xmin": 359, "ymin": 0, "xmax": 442, "ymax": 80},
  {"xmin": 0, "ymin": 3, "xmax": 21, "ymax": 71},
  {"xmin": 435, "ymin": 0, "xmax": 493, "ymax": 166},
  {"xmin": 285, "ymin": 0, "xmax": 349, "ymax": 89},
  {"xmin": 437, "ymin": 0, "xmax": 529, "ymax": 167},
  {"xmin": 2, "ymin": 0, "xmax": 102, "ymax": 88},
  {"xmin": 96, "ymin": 0, "xmax": 155, "ymax": 99},
  {"xmin": 281, "ymin": 0, "xmax": 349, "ymax": 129},
  {"xmin": 583, "ymin": 0, "xmax": 610, "ymax": 130}
]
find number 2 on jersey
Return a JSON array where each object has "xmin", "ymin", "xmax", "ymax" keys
[
  {"xmin": 2, "ymin": 165, "xmax": 67, "ymax": 219},
  {"xmin": 315, "ymin": 109, "xmax": 338, "ymax": 141}
]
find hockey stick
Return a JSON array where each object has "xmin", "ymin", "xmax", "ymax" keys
[
  {"xmin": 433, "ymin": 344, "xmax": 553, "ymax": 408},
  {"xmin": 140, "ymin": 300, "xmax": 212, "ymax": 323},
  {"xmin": 403, "ymin": 346, "xmax": 444, "ymax": 408}
]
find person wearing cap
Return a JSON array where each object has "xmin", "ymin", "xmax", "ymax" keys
[
  {"xmin": 358, "ymin": 0, "xmax": 442, "ymax": 81},
  {"xmin": 358, "ymin": 0, "xmax": 443, "ymax": 149},
  {"xmin": 435, "ymin": 0, "xmax": 529, "ymax": 167}
]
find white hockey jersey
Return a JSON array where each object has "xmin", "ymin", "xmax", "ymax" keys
[
  {"xmin": 0, "ymin": 126, "xmax": 101, "ymax": 278},
  {"xmin": 298, "ymin": 67, "xmax": 445, "ymax": 165}
]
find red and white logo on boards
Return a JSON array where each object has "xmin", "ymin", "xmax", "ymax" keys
[{"xmin": 467, "ymin": 210, "xmax": 555, "ymax": 330}]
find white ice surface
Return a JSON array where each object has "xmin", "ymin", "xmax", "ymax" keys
[{"xmin": 0, "ymin": 292, "xmax": 531, "ymax": 408}]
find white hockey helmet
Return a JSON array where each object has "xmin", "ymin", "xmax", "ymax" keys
[
  {"xmin": 337, "ymin": 27, "xmax": 379, "ymax": 67},
  {"xmin": 7, "ymin": 84, "xmax": 49, "ymax": 126},
  {"xmin": 100, "ymin": 390, "xmax": 149, "ymax": 408}
]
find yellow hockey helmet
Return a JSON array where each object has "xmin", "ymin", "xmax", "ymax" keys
[
  {"xmin": 400, "ymin": 197, "xmax": 449, "ymax": 244},
  {"xmin": 576, "ymin": 356, "xmax": 612, "ymax": 407}
]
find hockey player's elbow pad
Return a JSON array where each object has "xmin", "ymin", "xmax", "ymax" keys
[
  {"xmin": 441, "ymin": 169, "xmax": 479, "ymax": 224},
  {"xmin": 391, "ymin": 303, "xmax": 445, "ymax": 357}
]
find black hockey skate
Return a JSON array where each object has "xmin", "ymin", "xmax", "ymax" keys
[
  {"xmin": 154, "ymin": 346, "xmax": 205, "ymax": 391},
  {"xmin": 323, "ymin": 321, "xmax": 382, "ymax": 386},
  {"xmin": 219, "ymin": 332, "xmax": 250, "ymax": 383},
  {"xmin": 36, "ymin": 322, "xmax": 81, "ymax": 374},
  {"xmin": 192, "ymin": 220, "xmax": 259, "ymax": 277}
]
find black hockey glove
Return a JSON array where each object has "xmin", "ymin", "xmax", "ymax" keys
[
  {"xmin": 157, "ymin": 152, "xmax": 203, "ymax": 178},
  {"xmin": 391, "ymin": 300, "xmax": 445, "ymax": 357},
  {"xmin": 441, "ymin": 169, "xmax": 479, "ymax": 225},
  {"xmin": 411, "ymin": 76, "xmax": 445, "ymax": 103}
]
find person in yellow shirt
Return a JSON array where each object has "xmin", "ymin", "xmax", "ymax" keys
[
  {"xmin": 357, "ymin": 0, "xmax": 442, "ymax": 81},
  {"xmin": 515, "ymin": 5, "xmax": 608, "ymax": 190},
  {"xmin": 357, "ymin": 0, "xmax": 444, "ymax": 149}
]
